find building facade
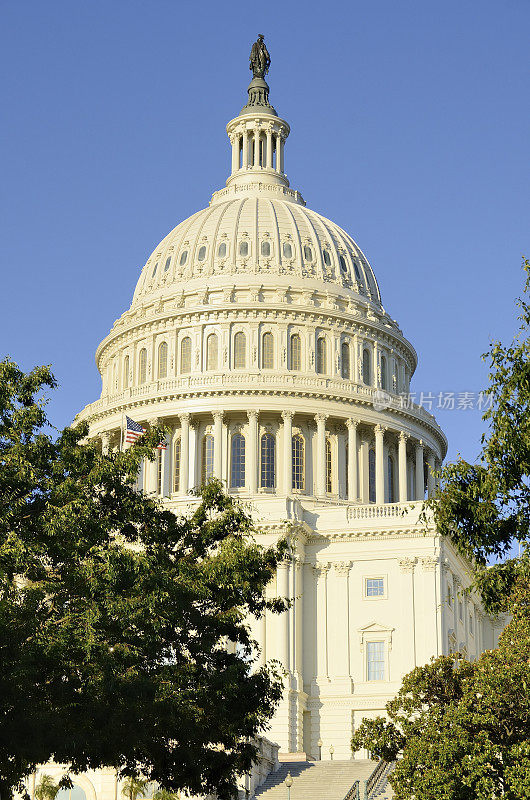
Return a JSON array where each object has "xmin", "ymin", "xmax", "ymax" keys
[{"xmin": 68, "ymin": 51, "xmax": 504, "ymax": 790}]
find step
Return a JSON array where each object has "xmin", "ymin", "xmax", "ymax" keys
[{"xmin": 254, "ymin": 760, "xmax": 378, "ymax": 800}]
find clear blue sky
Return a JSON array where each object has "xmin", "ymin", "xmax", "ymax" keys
[{"xmin": 1, "ymin": 0, "xmax": 528, "ymax": 463}]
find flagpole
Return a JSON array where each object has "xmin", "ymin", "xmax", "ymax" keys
[{"xmin": 120, "ymin": 413, "xmax": 124, "ymax": 452}]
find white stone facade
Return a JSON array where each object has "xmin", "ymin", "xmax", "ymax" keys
[{"xmin": 63, "ymin": 63, "xmax": 504, "ymax": 797}]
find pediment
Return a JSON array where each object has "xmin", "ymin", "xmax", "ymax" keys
[{"xmin": 358, "ymin": 622, "xmax": 394, "ymax": 634}]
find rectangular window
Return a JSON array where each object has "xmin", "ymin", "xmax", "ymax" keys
[
  {"xmin": 367, "ymin": 641, "xmax": 385, "ymax": 681},
  {"xmin": 365, "ymin": 578, "xmax": 385, "ymax": 597}
]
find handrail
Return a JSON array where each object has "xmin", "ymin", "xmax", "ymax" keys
[
  {"xmin": 365, "ymin": 760, "xmax": 391, "ymax": 798},
  {"xmin": 342, "ymin": 779, "xmax": 360, "ymax": 800}
]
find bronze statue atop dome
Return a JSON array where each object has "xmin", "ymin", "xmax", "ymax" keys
[{"xmin": 249, "ymin": 34, "xmax": 270, "ymax": 78}]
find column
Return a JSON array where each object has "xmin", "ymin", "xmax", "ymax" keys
[
  {"xmin": 231, "ymin": 134, "xmax": 239, "ymax": 174},
  {"xmin": 314, "ymin": 564, "xmax": 329, "ymax": 678},
  {"xmin": 294, "ymin": 558, "xmax": 304, "ymax": 680},
  {"xmin": 279, "ymin": 136, "xmax": 285, "ymax": 172},
  {"xmin": 266, "ymin": 127, "xmax": 273, "ymax": 168},
  {"xmin": 331, "ymin": 562, "xmax": 351, "ymax": 679},
  {"xmin": 415, "ymin": 440, "xmax": 425, "ymax": 500},
  {"xmin": 242, "ymin": 130, "xmax": 249, "ymax": 169},
  {"xmin": 427, "ymin": 451, "xmax": 436, "ymax": 497},
  {"xmin": 282, "ymin": 410, "xmax": 293, "ymax": 495},
  {"xmin": 247, "ymin": 410, "xmax": 258, "ymax": 494},
  {"xmin": 398, "ymin": 432, "xmax": 408, "ymax": 502},
  {"xmin": 346, "ymin": 418, "xmax": 358, "ymax": 501},
  {"xmin": 276, "ymin": 560, "xmax": 290, "ymax": 670},
  {"xmin": 375, "ymin": 424, "xmax": 385, "ymax": 504},
  {"xmin": 275, "ymin": 133, "xmax": 282, "ymax": 172},
  {"xmin": 190, "ymin": 419, "xmax": 199, "ymax": 489},
  {"xmin": 253, "ymin": 127, "xmax": 260, "ymax": 167},
  {"xmin": 315, "ymin": 413, "xmax": 328, "ymax": 497},
  {"xmin": 179, "ymin": 413, "xmax": 190, "ymax": 495},
  {"xmin": 213, "ymin": 410, "xmax": 224, "ymax": 480},
  {"xmin": 101, "ymin": 431, "xmax": 111, "ymax": 455}
]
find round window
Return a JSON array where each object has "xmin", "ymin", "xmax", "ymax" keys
[
  {"xmin": 198, "ymin": 245, "xmax": 206, "ymax": 261},
  {"xmin": 261, "ymin": 241, "xmax": 271, "ymax": 257},
  {"xmin": 179, "ymin": 250, "xmax": 188, "ymax": 266},
  {"xmin": 218, "ymin": 242, "xmax": 227, "ymax": 258},
  {"xmin": 239, "ymin": 241, "xmax": 249, "ymax": 257},
  {"xmin": 283, "ymin": 242, "xmax": 293, "ymax": 259}
]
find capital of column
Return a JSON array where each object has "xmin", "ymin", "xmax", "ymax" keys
[
  {"xmin": 345, "ymin": 417, "xmax": 359, "ymax": 430},
  {"xmin": 281, "ymin": 410, "xmax": 294, "ymax": 423},
  {"xmin": 334, "ymin": 561, "xmax": 351, "ymax": 576},
  {"xmin": 398, "ymin": 556, "xmax": 417, "ymax": 573},
  {"xmin": 247, "ymin": 410, "xmax": 259, "ymax": 422},
  {"xmin": 179, "ymin": 412, "xmax": 191, "ymax": 424},
  {"xmin": 312, "ymin": 562, "xmax": 331, "ymax": 576},
  {"xmin": 212, "ymin": 410, "xmax": 224, "ymax": 422},
  {"xmin": 374, "ymin": 424, "xmax": 386, "ymax": 437},
  {"xmin": 398, "ymin": 431, "xmax": 409, "ymax": 443},
  {"xmin": 315, "ymin": 413, "xmax": 329, "ymax": 425}
]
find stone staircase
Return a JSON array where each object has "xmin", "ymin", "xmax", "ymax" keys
[{"xmin": 254, "ymin": 760, "xmax": 388, "ymax": 800}]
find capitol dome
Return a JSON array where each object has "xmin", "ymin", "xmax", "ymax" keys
[{"xmin": 70, "ymin": 41, "xmax": 506, "ymax": 770}]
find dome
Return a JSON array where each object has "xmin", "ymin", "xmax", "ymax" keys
[{"xmin": 131, "ymin": 196, "xmax": 382, "ymax": 309}]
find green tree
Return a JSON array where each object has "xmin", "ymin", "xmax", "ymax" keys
[
  {"xmin": 34, "ymin": 776, "xmax": 59, "ymax": 800},
  {"xmin": 122, "ymin": 778, "xmax": 148, "ymax": 800},
  {"xmin": 0, "ymin": 359, "xmax": 288, "ymax": 800},
  {"xmin": 351, "ymin": 261, "xmax": 530, "ymax": 798}
]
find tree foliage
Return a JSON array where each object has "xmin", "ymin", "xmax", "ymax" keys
[
  {"xmin": 0, "ymin": 358, "xmax": 288, "ymax": 800},
  {"xmin": 352, "ymin": 261, "xmax": 530, "ymax": 797}
]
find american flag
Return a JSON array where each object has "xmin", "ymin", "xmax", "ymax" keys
[
  {"xmin": 124, "ymin": 415, "xmax": 145, "ymax": 444},
  {"xmin": 157, "ymin": 437, "xmax": 167, "ymax": 451}
]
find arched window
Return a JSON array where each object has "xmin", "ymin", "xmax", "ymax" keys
[
  {"xmin": 260, "ymin": 433, "xmax": 276, "ymax": 488},
  {"xmin": 158, "ymin": 341, "xmax": 168, "ymax": 379},
  {"xmin": 380, "ymin": 355, "xmax": 387, "ymax": 390},
  {"xmin": 341, "ymin": 341, "xmax": 350, "ymax": 379},
  {"xmin": 290, "ymin": 333, "xmax": 301, "ymax": 371},
  {"xmin": 202, "ymin": 434, "xmax": 214, "ymax": 484},
  {"xmin": 261, "ymin": 240, "xmax": 271, "ymax": 257},
  {"xmin": 230, "ymin": 433, "xmax": 245, "ymax": 488},
  {"xmin": 303, "ymin": 244, "xmax": 313, "ymax": 261},
  {"xmin": 368, "ymin": 447, "xmax": 376, "ymax": 503},
  {"xmin": 164, "ymin": 256, "xmax": 172, "ymax": 272},
  {"xmin": 326, "ymin": 438, "xmax": 333, "ymax": 493},
  {"xmin": 139, "ymin": 348, "xmax": 147, "ymax": 384},
  {"xmin": 206, "ymin": 333, "xmax": 218, "ymax": 371},
  {"xmin": 323, "ymin": 250, "xmax": 331, "ymax": 267},
  {"xmin": 173, "ymin": 438, "xmax": 181, "ymax": 493},
  {"xmin": 387, "ymin": 454, "xmax": 395, "ymax": 503},
  {"xmin": 239, "ymin": 241, "xmax": 249, "ymax": 257},
  {"xmin": 113, "ymin": 361, "xmax": 118, "ymax": 390},
  {"xmin": 56, "ymin": 786, "xmax": 87, "ymax": 800},
  {"xmin": 282, "ymin": 242, "xmax": 293, "ymax": 259},
  {"xmin": 179, "ymin": 250, "xmax": 188, "ymax": 266},
  {"xmin": 262, "ymin": 332, "xmax": 274, "ymax": 368},
  {"xmin": 339, "ymin": 255, "xmax": 348, "ymax": 273},
  {"xmin": 218, "ymin": 242, "xmax": 227, "ymax": 258},
  {"xmin": 180, "ymin": 336, "xmax": 191, "ymax": 374},
  {"xmin": 292, "ymin": 433, "xmax": 305, "ymax": 490},
  {"xmin": 151, "ymin": 262, "xmax": 158, "ymax": 278},
  {"xmin": 234, "ymin": 332, "xmax": 246, "ymax": 369},
  {"xmin": 198, "ymin": 245, "xmax": 206, "ymax": 262},
  {"xmin": 362, "ymin": 348, "xmax": 371, "ymax": 385},
  {"xmin": 123, "ymin": 354, "xmax": 129, "ymax": 388},
  {"xmin": 316, "ymin": 337, "xmax": 327, "ymax": 375}
]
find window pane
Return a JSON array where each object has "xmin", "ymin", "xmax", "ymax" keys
[
  {"xmin": 381, "ymin": 355, "xmax": 387, "ymax": 390},
  {"xmin": 218, "ymin": 242, "xmax": 227, "ymax": 258},
  {"xmin": 283, "ymin": 242, "xmax": 292, "ymax": 258},
  {"xmin": 198, "ymin": 245, "xmax": 206, "ymax": 261},
  {"xmin": 262, "ymin": 332, "xmax": 274, "ymax": 368},
  {"xmin": 387, "ymin": 455, "xmax": 395, "ymax": 502},
  {"xmin": 341, "ymin": 342, "xmax": 350, "ymax": 379},
  {"xmin": 339, "ymin": 255, "xmax": 348, "ymax": 273},
  {"xmin": 158, "ymin": 341, "xmax": 168, "ymax": 378},
  {"xmin": 202, "ymin": 435, "xmax": 214, "ymax": 484},
  {"xmin": 323, "ymin": 250, "xmax": 331, "ymax": 266},
  {"xmin": 260, "ymin": 433, "xmax": 276, "ymax": 488},
  {"xmin": 164, "ymin": 256, "xmax": 172, "ymax": 271},
  {"xmin": 180, "ymin": 336, "xmax": 191, "ymax": 374},
  {"xmin": 173, "ymin": 438, "xmax": 181, "ymax": 493},
  {"xmin": 366, "ymin": 578, "xmax": 385, "ymax": 597},
  {"xmin": 316, "ymin": 338, "xmax": 327, "ymax": 374},
  {"xmin": 368, "ymin": 448, "xmax": 376, "ymax": 503},
  {"xmin": 239, "ymin": 241, "xmax": 249, "ymax": 257},
  {"xmin": 139, "ymin": 348, "xmax": 147, "ymax": 383},
  {"xmin": 261, "ymin": 240, "xmax": 271, "ymax": 257},
  {"xmin": 362, "ymin": 349, "xmax": 371, "ymax": 385},
  {"xmin": 234, "ymin": 332, "xmax": 246, "ymax": 368},
  {"xmin": 207, "ymin": 334, "xmax": 218, "ymax": 370},
  {"xmin": 179, "ymin": 250, "xmax": 188, "ymax": 266},
  {"xmin": 367, "ymin": 641, "xmax": 385, "ymax": 680},
  {"xmin": 292, "ymin": 434, "xmax": 305, "ymax": 490},
  {"xmin": 231, "ymin": 434, "xmax": 245, "ymax": 488},
  {"xmin": 303, "ymin": 245, "xmax": 313, "ymax": 261},
  {"xmin": 290, "ymin": 333, "xmax": 301, "ymax": 370}
]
